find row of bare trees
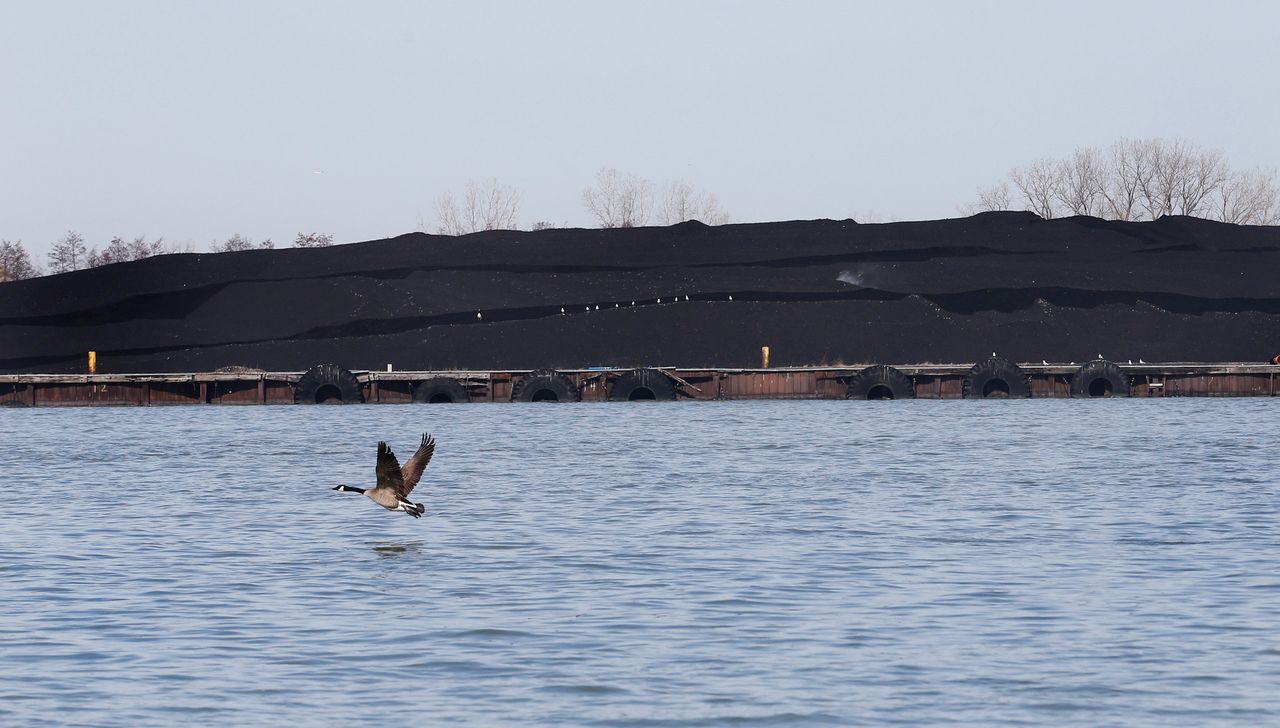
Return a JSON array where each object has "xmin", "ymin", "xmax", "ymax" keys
[
  {"xmin": 582, "ymin": 169, "xmax": 731, "ymax": 228},
  {"xmin": 429, "ymin": 169, "xmax": 732, "ymax": 235},
  {"xmin": 208, "ymin": 232, "xmax": 334, "ymax": 253},
  {"xmin": 432, "ymin": 180, "xmax": 523, "ymax": 236},
  {"xmin": 8, "ymin": 143, "xmax": 1275, "ymax": 280},
  {"xmin": 969, "ymin": 138, "xmax": 1280, "ymax": 224},
  {"xmin": 0, "ymin": 231, "xmax": 337, "ymax": 281}
]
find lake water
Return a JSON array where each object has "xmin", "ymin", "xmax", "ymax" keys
[{"xmin": 2, "ymin": 399, "xmax": 1279, "ymax": 726}]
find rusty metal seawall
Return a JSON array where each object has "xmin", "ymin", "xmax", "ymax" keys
[{"xmin": 2, "ymin": 362, "xmax": 1278, "ymax": 407}]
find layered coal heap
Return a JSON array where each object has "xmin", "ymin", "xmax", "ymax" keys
[{"xmin": 3, "ymin": 212, "xmax": 1279, "ymax": 374}]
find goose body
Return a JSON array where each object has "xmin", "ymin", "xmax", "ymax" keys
[{"xmin": 333, "ymin": 433, "xmax": 436, "ymax": 518}]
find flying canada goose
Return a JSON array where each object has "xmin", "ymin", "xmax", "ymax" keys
[{"xmin": 333, "ymin": 433, "xmax": 436, "ymax": 518}]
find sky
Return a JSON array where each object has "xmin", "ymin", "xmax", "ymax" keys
[{"xmin": 2, "ymin": 0, "xmax": 1279, "ymax": 260}]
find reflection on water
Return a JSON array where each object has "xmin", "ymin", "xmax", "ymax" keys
[
  {"xmin": 2, "ymin": 399, "xmax": 1279, "ymax": 726},
  {"xmin": 371, "ymin": 540, "xmax": 425, "ymax": 557}
]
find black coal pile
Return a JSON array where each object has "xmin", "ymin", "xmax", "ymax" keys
[{"xmin": 2, "ymin": 212, "xmax": 1278, "ymax": 374}]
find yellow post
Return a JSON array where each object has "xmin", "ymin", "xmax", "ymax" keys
[
  {"xmin": 761, "ymin": 346, "xmax": 770, "ymax": 369},
  {"xmin": 88, "ymin": 351, "xmax": 97, "ymax": 374}
]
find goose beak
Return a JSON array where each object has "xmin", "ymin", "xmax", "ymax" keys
[{"xmin": 332, "ymin": 485, "xmax": 344, "ymax": 491}]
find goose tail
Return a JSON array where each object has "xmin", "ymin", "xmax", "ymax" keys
[{"xmin": 398, "ymin": 500, "xmax": 426, "ymax": 518}]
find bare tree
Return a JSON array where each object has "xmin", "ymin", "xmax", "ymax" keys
[
  {"xmin": 47, "ymin": 230, "xmax": 87, "ymax": 274},
  {"xmin": 293, "ymin": 232, "xmax": 335, "ymax": 248},
  {"xmin": 0, "ymin": 239, "xmax": 40, "ymax": 281},
  {"xmin": 530, "ymin": 221, "xmax": 563, "ymax": 231},
  {"xmin": 88, "ymin": 235, "xmax": 167, "ymax": 267},
  {"xmin": 964, "ymin": 182, "xmax": 1012, "ymax": 213},
  {"xmin": 1055, "ymin": 148, "xmax": 1108, "ymax": 216},
  {"xmin": 1120, "ymin": 139, "xmax": 1229, "ymax": 219},
  {"xmin": 1009, "ymin": 159, "xmax": 1060, "ymax": 218},
  {"xmin": 211, "ymin": 234, "xmax": 274, "ymax": 253},
  {"xmin": 1102, "ymin": 138, "xmax": 1153, "ymax": 221},
  {"xmin": 1174, "ymin": 142, "xmax": 1228, "ymax": 217},
  {"xmin": 657, "ymin": 180, "xmax": 731, "ymax": 225},
  {"xmin": 434, "ymin": 179, "xmax": 522, "ymax": 235},
  {"xmin": 1214, "ymin": 168, "xmax": 1280, "ymax": 225},
  {"xmin": 582, "ymin": 168, "xmax": 654, "ymax": 228}
]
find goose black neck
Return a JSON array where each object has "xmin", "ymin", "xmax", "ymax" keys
[{"xmin": 340, "ymin": 486, "xmax": 366, "ymax": 494}]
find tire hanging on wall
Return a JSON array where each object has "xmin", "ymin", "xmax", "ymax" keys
[
  {"xmin": 962, "ymin": 357, "xmax": 1031, "ymax": 399},
  {"xmin": 294, "ymin": 363, "xmax": 363, "ymax": 404},
  {"xmin": 846, "ymin": 364, "xmax": 916, "ymax": 400},
  {"xmin": 1070, "ymin": 360, "xmax": 1130, "ymax": 398},
  {"xmin": 608, "ymin": 368, "xmax": 678, "ymax": 401},
  {"xmin": 412, "ymin": 378, "xmax": 470, "ymax": 404},
  {"xmin": 511, "ymin": 369, "xmax": 580, "ymax": 402}
]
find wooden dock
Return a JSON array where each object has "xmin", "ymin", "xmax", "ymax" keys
[{"xmin": 1, "ymin": 361, "xmax": 1277, "ymax": 406}]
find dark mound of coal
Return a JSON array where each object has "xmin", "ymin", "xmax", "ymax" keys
[{"xmin": 3, "ymin": 213, "xmax": 1278, "ymax": 373}]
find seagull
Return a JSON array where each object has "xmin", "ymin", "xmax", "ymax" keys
[
  {"xmin": 1139, "ymin": 359, "xmax": 1146, "ymax": 364},
  {"xmin": 1098, "ymin": 354, "xmax": 1103, "ymax": 359},
  {"xmin": 1042, "ymin": 360, "xmax": 1049, "ymax": 365},
  {"xmin": 684, "ymin": 295, "xmax": 689, "ymax": 301},
  {"xmin": 476, "ymin": 312, "xmax": 482, "ymax": 320},
  {"xmin": 991, "ymin": 352, "xmax": 997, "ymax": 357},
  {"xmin": 728, "ymin": 295, "xmax": 733, "ymax": 301},
  {"xmin": 332, "ymin": 434, "xmax": 436, "ymax": 518},
  {"xmin": 560, "ymin": 307, "xmax": 565, "ymax": 314}
]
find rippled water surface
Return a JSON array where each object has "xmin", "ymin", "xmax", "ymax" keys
[{"xmin": 3, "ymin": 399, "xmax": 1279, "ymax": 726}]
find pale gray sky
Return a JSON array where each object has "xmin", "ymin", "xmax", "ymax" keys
[{"xmin": 3, "ymin": 0, "xmax": 1278, "ymax": 259}]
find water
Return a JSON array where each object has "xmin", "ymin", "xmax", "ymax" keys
[{"xmin": 2, "ymin": 399, "xmax": 1279, "ymax": 726}]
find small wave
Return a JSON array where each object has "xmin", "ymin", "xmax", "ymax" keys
[
  {"xmin": 537, "ymin": 684, "xmax": 629, "ymax": 695},
  {"xmin": 450, "ymin": 628, "xmax": 540, "ymax": 639}
]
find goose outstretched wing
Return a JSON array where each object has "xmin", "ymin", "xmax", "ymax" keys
[
  {"xmin": 399, "ymin": 433, "xmax": 436, "ymax": 496},
  {"xmin": 375, "ymin": 441, "xmax": 405, "ymax": 492}
]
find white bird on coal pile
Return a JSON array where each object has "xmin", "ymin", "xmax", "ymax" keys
[
  {"xmin": 476, "ymin": 312, "xmax": 482, "ymax": 320},
  {"xmin": 560, "ymin": 307, "xmax": 565, "ymax": 314},
  {"xmin": 1140, "ymin": 359, "xmax": 1146, "ymax": 364}
]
